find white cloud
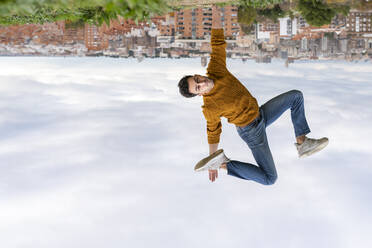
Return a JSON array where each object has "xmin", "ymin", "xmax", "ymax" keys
[{"xmin": 0, "ymin": 57, "xmax": 371, "ymax": 248}]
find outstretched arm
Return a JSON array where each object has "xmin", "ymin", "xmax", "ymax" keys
[
  {"xmin": 207, "ymin": 5, "xmax": 227, "ymax": 78},
  {"xmin": 201, "ymin": 113, "xmax": 222, "ymax": 182},
  {"xmin": 205, "ymin": 6, "xmax": 224, "ymax": 182}
]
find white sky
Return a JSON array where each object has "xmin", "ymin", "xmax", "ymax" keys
[{"xmin": 0, "ymin": 57, "xmax": 371, "ymax": 248}]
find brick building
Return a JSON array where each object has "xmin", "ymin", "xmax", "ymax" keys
[
  {"xmin": 174, "ymin": 6, "xmax": 240, "ymax": 39},
  {"xmin": 151, "ymin": 14, "xmax": 175, "ymax": 36},
  {"xmin": 84, "ymin": 24, "xmax": 109, "ymax": 51},
  {"xmin": 63, "ymin": 21, "xmax": 85, "ymax": 45},
  {"xmin": 103, "ymin": 16, "xmax": 150, "ymax": 36}
]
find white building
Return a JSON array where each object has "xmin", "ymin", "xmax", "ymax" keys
[
  {"xmin": 279, "ymin": 17, "xmax": 298, "ymax": 38},
  {"xmin": 256, "ymin": 23, "xmax": 270, "ymax": 41}
]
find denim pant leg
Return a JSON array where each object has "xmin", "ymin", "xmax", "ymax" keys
[
  {"xmin": 261, "ymin": 90, "xmax": 311, "ymax": 137},
  {"xmin": 227, "ymin": 110, "xmax": 278, "ymax": 185},
  {"xmin": 226, "ymin": 90, "xmax": 311, "ymax": 185}
]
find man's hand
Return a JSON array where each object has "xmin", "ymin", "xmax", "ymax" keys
[
  {"xmin": 209, "ymin": 169, "xmax": 218, "ymax": 182},
  {"xmin": 208, "ymin": 143, "xmax": 219, "ymax": 182}
]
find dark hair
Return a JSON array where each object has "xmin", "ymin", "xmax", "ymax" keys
[{"xmin": 178, "ymin": 75, "xmax": 197, "ymax": 98}]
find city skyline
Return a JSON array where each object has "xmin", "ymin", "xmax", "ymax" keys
[{"xmin": 0, "ymin": 7, "xmax": 371, "ymax": 63}]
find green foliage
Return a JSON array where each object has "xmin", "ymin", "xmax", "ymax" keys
[
  {"xmin": 238, "ymin": 0, "xmax": 284, "ymax": 9},
  {"xmin": 288, "ymin": 9, "xmax": 294, "ymax": 20},
  {"xmin": 297, "ymin": 0, "xmax": 351, "ymax": 27},
  {"xmin": 352, "ymin": 0, "xmax": 372, "ymax": 11},
  {"xmin": 0, "ymin": 0, "xmax": 171, "ymax": 26},
  {"xmin": 65, "ymin": 19, "xmax": 86, "ymax": 29},
  {"xmin": 331, "ymin": 4, "xmax": 350, "ymax": 16},
  {"xmin": 297, "ymin": 0, "xmax": 336, "ymax": 27},
  {"xmin": 215, "ymin": 1, "xmax": 236, "ymax": 7},
  {"xmin": 238, "ymin": 2, "xmax": 286, "ymax": 31},
  {"xmin": 237, "ymin": 0, "xmax": 287, "ymax": 28},
  {"xmin": 239, "ymin": 23, "xmax": 255, "ymax": 35},
  {"xmin": 256, "ymin": 4, "xmax": 285, "ymax": 22},
  {"xmin": 237, "ymin": 5, "xmax": 257, "ymax": 26}
]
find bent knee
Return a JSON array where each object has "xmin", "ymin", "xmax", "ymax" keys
[
  {"xmin": 265, "ymin": 175, "xmax": 278, "ymax": 185},
  {"xmin": 290, "ymin": 89, "xmax": 303, "ymax": 99}
]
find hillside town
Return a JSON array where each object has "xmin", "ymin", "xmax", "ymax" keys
[{"xmin": 0, "ymin": 6, "xmax": 371, "ymax": 64}]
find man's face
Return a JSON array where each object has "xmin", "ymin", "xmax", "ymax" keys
[{"xmin": 187, "ymin": 74, "xmax": 215, "ymax": 96}]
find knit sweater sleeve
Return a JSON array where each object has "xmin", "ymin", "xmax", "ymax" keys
[
  {"xmin": 207, "ymin": 29, "xmax": 228, "ymax": 78},
  {"xmin": 202, "ymin": 107, "xmax": 222, "ymax": 144}
]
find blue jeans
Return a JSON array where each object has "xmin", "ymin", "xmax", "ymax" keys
[{"xmin": 226, "ymin": 90, "xmax": 311, "ymax": 185}]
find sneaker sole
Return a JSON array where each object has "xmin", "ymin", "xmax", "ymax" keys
[
  {"xmin": 300, "ymin": 139, "xmax": 329, "ymax": 158},
  {"xmin": 194, "ymin": 149, "xmax": 224, "ymax": 172}
]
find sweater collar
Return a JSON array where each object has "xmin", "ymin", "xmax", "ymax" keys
[{"xmin": 203, "ymin": 77, "xmax": 218, "ymax": 97}]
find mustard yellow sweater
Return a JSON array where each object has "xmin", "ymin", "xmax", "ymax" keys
[{"xmin": 203, "ymin": 28, "xmax": 259, "ymax": 144}]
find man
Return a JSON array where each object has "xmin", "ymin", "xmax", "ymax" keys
[{"xmin": 177, "ymin": 5, "xmax": 328, "ymax": 185}]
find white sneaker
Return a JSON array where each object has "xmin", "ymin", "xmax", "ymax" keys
[
  {"xmin": 194, "ymin": 149, "xmax": 230, "ymax": 172},
  {"xmin": 295, "ymin": 137, "xmax": 329, "ymax": 158}
]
